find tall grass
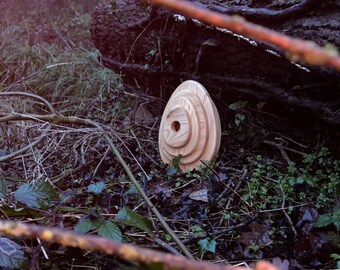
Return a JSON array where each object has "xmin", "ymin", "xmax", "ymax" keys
[{"xmin": 0, "ymin": 0, "xmax": 119, "ymax": 107}]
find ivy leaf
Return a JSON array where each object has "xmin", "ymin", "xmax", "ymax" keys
[
  {"xmin": 98, "ymin": 221, "xmax": 122, "ymax": 242},
  {"xmin": 228, "ymin": 100, "xmax": 247, "ymax": 111},
  {"xmin": 14, "ymin": 182, "xmax": 59, "ymax": 209},
  {"xmin": 198, "ymin": 238, "xmax": 216, "ymax": 255},
  {"xmin": 74, "ymin": 219, "xmax": 100, "ymax": 234},
  {"xmin": 115, "ymin": 207, "xmax": 154, "ymax": 235},
  {"xmin": 87, "ymin": 182, "xmax": 106, "ymax": 195},
  {"xmin": 0, "ymin": 237, "xmax": 28, "ymax": 269}
]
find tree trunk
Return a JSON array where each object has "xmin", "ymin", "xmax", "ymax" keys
[{"xmin": 90, "ymin": 0, "xmax": 340, "ymax": 126}]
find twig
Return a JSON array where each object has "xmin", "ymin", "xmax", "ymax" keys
[
  {"xmin": 0, "ymin": 128, "xmax": 50, "ymax": 162},
  {"xmin": 0, "ymin": 220, "xmax": 245, "ymax": 270},
  {"xmin": 0, "ymin": 97, "xmax": 193, "ymax": 258},
  {"xmin": 151, "ymin": 237, "xmax": 183, "ymax": 256},
  {"xmin": 95, "ymin": 123, "xmax": 194, "ymax": 259},
  {"xmin": 51, "ymin": 164, "xmax": 92, "ymax": 184},
  {"xmin": 145, "ymin": 0, "xmax": 340, "ymax": 71},
  {"xmin": 0, "ymin": 92, "xmax": 55, "ymax": 113},
  {"xmin": 279, "ymin": 184, "xmax": 298, "ymax": 236},
  {"xmin": 92, "ymin": 146, "xmax": 110, "ymax": 178},
  {"xmin": 263, "ymin": 140, "xmax": 292, "ymax": 165},
  {"xmin": 0, "ymin": 59, "xmax": 36, "ymax": 93},
  {"xmin": 0, "ymin": 92, "xmax": 56, "ymax": 162}
]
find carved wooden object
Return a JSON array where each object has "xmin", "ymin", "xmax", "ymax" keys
[{"xmin": 159, "ymin": 80, "xmax": 221, "ymax": 172}]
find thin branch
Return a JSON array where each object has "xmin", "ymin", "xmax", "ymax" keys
[
  {"xmin": 145, "ymin": 0, "xmax": 340, "ymax": 71},
  {"xmin": 279, "ymin": 184, "xmax": 298, "ymax": 237},
  {"xmin": 0, "ymin": 220, "xmax": 244, "ymax": 270},
  {"xmin": 0, "ymin": 128, "xmax": 49, "ymax": 162},
  {"xmin": 0, "ymin": 92, "xmax": 55, "ymax": 113},
  {"xmin": 0, "ymin": 111, "xmax": 193, "ymax": 258}
]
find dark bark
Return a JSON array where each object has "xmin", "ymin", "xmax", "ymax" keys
[{"xmin": 90, "ymin": 0, "xmax": 340, "ymax": 127}]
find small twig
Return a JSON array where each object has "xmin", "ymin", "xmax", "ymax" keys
[
  {"xmin": 0, "ymin": 92, "xmax": 55, "ymax": 113},
  {"xmin": 151, "ymin": 237, "xmax": 183, "ymax": 256},
  {"xmin": 0, "ymin": 128, "xmax": 50, "ymax": 162},
  {"xmin": 0, "ymin": 110, "xmax": 193, "ymax": 258},
  {"xmin": 263, "ymin": 140, "xmax": 292, "ymax": 166},
  {"xmin": 0, "ymin": 59, "xmax": 35, "ymax": 93},
  {"xmin": 123, "ymin": 17, "xmax": 158, "ymax": 68},
  {"xmin": 182, "ymin": 214, "xmax": 257, "ymax": 243},
  {"xmin": 279, "ymin": 184, "xmax": 298, "ymax": 236},
  {"xmin": 115, "ymin": 133, "xmax": 151, "ymax": 180},
  {"xmin": 51, "ymin": 164, "xmax": 90, "ymax": 184},
  {"xmin": 274, "ymin": 136, "xmax": 307, "ymax": 149},
  {"xmin": 146, "ymin": 0, "xmax": 340, "ymax": 71},
  {"xmin": 92, "ymin": 146, "xmax": 110, "ymax": 178}
]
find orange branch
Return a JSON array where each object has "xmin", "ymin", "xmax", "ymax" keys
[
  {"xmin": 0, "ymin": 220, "xmax": 247, "ymax": 270},
  {"xmin": 146, "ymin": 0, "xmax": 340, "ymax": 71}
]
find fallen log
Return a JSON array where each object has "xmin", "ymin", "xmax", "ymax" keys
[{"xmin": 90, "ymin": 0, "xmax": 340, "ymax": 126}]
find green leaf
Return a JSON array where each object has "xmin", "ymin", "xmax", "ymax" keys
[
  {"xmin": 0, "ymin": 177, "xmax": 7, "ymax": 198},
  {"xmin": 171, "ymin": 155, "xmax": 182, "ymax": 170},
  {"xmin": 166, "ymin": 166, "xmax": 178, "ymax": 177},
  {"xmin": 228, "ymin": 100, "xmax": 247, "ymax": 111},
  {"xmin": 330, "ymin": 253, "xmax": 340, "ymax": 260},
  {"xmin": 314, "ymin": 213, "xmax": 332, "ymax": 228},
  {"xmin": 198, "ymin": 238, "xmax": 216, "ymax": 255},
  {"xmin": 296, "ymin": 176, "xmax": 304, "ymax": 184},
  {"xmin": 74, "ymin": 219, "xmax": 100, "ymax": 234},
  {"xmin": 98, "ymin": 221, "xmax": 122, "ymax": 242},
  {"xmin": 0, "ymin": 237, "xmax": 28, "ymax": 269},
  {"xmin": 224, "ymin": 214, "xmax": 231, "ymax": 220},
  {"xmin": 115, "ymin": 207, "xmax": 154, "ymax": 235},
  {"xmin": 0, "ymin": 206, "xmax": 38, "ymax": 217},
  {"xmin": 55, "ymin": 206, "xmax": 91, "ymax": 214},
  {"xmin": 190, "ymin": 225, "xmax": 205, "ymax": 235},
  {"xmin": 314, "ymin": 208, "xmax": 340, "ymax": 229},
  {"xmin": 87, "ymin": 182, "xmax": 106, "ymax": 195},
  {"xmin": 123, "ymin": 185, "xmax": 138, "ymax": 196},
  {"xmin": 235, "ymin": 113, "xmax": 245, "ymax": 126},
  {"xmin": 14, "ymin": 182, "xmax": 59, "ymax": 209}
]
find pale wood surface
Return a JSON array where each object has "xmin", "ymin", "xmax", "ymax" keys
[{"xmin": 159, "ymin": 80, "xmax": 221, "ymax": 172}]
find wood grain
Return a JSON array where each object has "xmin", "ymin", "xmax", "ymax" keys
[{"xmin": 159, "ymin": 80, "xmax": 221, "ymax": 171}]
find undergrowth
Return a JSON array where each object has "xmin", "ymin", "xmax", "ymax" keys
[{"xmin": 0, "ymin": 1, "xmax": 339, "ymax": 269}]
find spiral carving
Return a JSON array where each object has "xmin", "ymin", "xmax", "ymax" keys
[{"xmin": 159, "ymin": 80, "xmax": 221, "ymax": 172}]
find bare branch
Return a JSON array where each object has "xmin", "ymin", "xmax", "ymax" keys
[
  {"xmin": 0, "ymin": 92, "xmax": 55, "ymax": 113},
  {"xmin": 0, "ymin": 110, "xmax": 193, "ymax": 258},
  {"xmin": 0, "ymin": 220, "xmax": 243, "ymax": 270}
]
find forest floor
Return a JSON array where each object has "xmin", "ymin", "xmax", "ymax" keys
[{"xmin": 0, "ymin": 1, "xmax": 339, "ymax": 269}]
